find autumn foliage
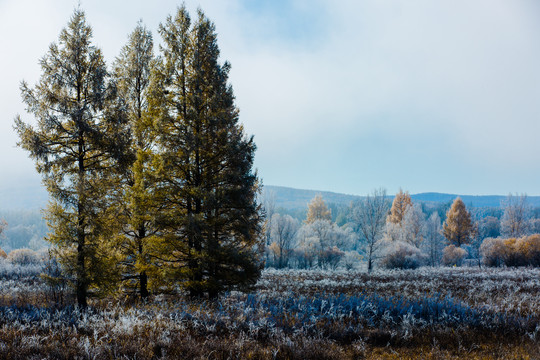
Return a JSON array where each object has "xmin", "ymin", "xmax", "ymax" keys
[
  {"xmin": 305, "ymin": 195, "xmax": 332, "ymax": 224},
  {"xmin": 443, "ymin": 197, "xmax": 473, "ymax": 247},
  {"xmin": 481, "ymin": 234, "xmax": 540, "ymax": 267},
  {"xmin": 387, "ymin": 189, "xmax": 412, "ymax": 224}
]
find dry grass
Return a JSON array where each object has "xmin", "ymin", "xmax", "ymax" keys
[{"xmin": 0, "ymin": 262, "xmax": 538, "ymax": 359}]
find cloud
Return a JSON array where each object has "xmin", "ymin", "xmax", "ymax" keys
[{"xmin": 2, "ymin": 0, "xmax": 540, "ymax": 196}]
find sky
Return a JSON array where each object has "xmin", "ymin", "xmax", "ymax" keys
[{"xmin": 2, "ymin": 0, "xmax": 540, "ymax": 198}]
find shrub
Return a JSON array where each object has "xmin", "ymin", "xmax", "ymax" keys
[
  {"xmin": 515, "ymin": 234, "xmax": 540, "ymax": 266},
  {"xmin": 381, "ymin": 241, "xmax": 426, "ymax": 269},
  {"xmin": 481, "ymin": 235, "xmax": 540, "ymax": 267},
  {"xmin": 7, "ymin": 248, "xmax": 40, "ymax": 265},
  {"xmin": 342, "ymin": 250, "xmax": 363, "ymax": 270},
  {"xmin": 319, "ymin": 246, "xmax": 345, "ymax": 269},
  {"xmin": 442, "ymin": 245, "xmax": 468, "ymax": 266}
]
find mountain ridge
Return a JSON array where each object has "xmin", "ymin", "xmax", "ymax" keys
[{"xmin": 264, "ymin": 185, "xmax": 540, "ymax": 209}]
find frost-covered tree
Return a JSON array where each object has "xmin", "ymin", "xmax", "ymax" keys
[
  {"xmin": 268, "ymin": 214, "xmax": 299, "ymax": 268},
  {"xmin": 442, "ymin": 197, "xmax": 473, "ymax": 247},
  {"xmin": 305, "ymin": 195, "xmax": 332, "ymax": 224},
  {"xmin": 152, "ymin": 7, "xmax": 262, "ymax": 298},
  {"xmin": 423, "ymin": 212, "xmax": 444, "ymax": 266},
  {"xmin": 401, "ymin": 203, "xmax": 425, "ymax": 248},
  {"xmin": 501, "ymin": 193, "xmax": 530, "ymax": 238},
  {"xmin": 349, "ymin": 188, "xmax": 389, "ymax": 272},
  {"xmin": 14, "ymin": 10, "xmax": 129, "ymax": 307},
  {"xmin": 0, "ymin": 220, "xmax": 6, "ymax": 240},
  {"xmin": 478, "ymin": 216, "xmax": 501, "ymax": 239},
  {"xmin": 292, "ymin": 219, "xmax": 353, "ymax": 269},
  {"xmin": 261, "ymin": 189, "xmax": 276, "ymax": 262}
]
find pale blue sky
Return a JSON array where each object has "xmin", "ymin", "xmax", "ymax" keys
[{"xmin": 2, "ymin": 0, "xmax": 540, "ymax": 197}]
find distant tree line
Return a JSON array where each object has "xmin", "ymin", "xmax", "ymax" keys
[
  {"xmin": 262, "ymin": 190, "xmax": 540, "ymax": 271},
  {"xmin": 0, "ymin": 210, "xmax": 48, "ymax": 252},
  {"xmin": 14, "ymin": 7, "xmax": 262, "ymax": 307}
]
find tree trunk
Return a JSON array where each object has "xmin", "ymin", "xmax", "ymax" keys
[{"xmin": 140, "ymin": 271, "xmax": 149, "ymax": 299}]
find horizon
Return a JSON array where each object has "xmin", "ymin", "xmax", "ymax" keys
[{"xmin": 3, "ymin": 0, "xmax": 540, "ymax": 198}]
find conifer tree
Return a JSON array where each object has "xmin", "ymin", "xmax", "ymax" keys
[
  {"xmin": 112, "ymin": 21, "xmax": 157, "ymax": 299},
  {"xmin": 305, "ymin": 195, "xmax": 332, "ymax": 224},
  {"xmin": 152, "ymin": 6, "xmax": 262, "ymax": 298},
  {"xmin": 442, "ymin": 197, "xmax": 473, "ymax": 247},
  {"xmin": 14, "ymin": 10, "xmax": 129, "ymax": 307},
  {"xmin": 387, "ymin": 188, "xmax": 413, "ymax": 224}
]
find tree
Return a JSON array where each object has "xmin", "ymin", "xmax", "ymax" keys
[
  {"xmin": 478, "ymin": 216, "xmax": 501, "ymax": 239},
  {"xmin": 442, "ymin": 197, "xmax": 473, "ymax": 247},
  {"xmin": 0, "ymin": 219, "xmax": 6, "ymax": 240},
  {"xmin": 423, "ymin": 212, "xmax": 444, "ymax": 266},
  {"xmin": 349, "ymin": 188, "xmax": 389, "ymax": 272},
  {"xmin": 14, "ymin": 9, "xmax": 129, "ymax": 307},
  {"xmin": 293, "ymin": 219, "xmax": 352, "ymax": 269},
  {"xmin": 305, "ymin": 195, "xmax": 332, "ymax": 224},
  {"xmin": 268, "ymin": 214, "xmax": 299, "ymax": 268},
  {"xmin": 387, "ymin": 188, "xmax": 412, "ymax": 224},
  {"xmin": 112, "ymin": 21, "xmax": 157, "ymax": 299},
  {"xmin": 501, "ymin": 193, "xmax": 530, "ymax": 238},
  {"xmin": 152, "ymin": 7, "xmax": 263, "ymax": 298},
  {"xmin": 261, "ymin": 189, "xmax": 276, "ymax": 264},
  {"xmin": 401, "ymin": 203, "xmax": 425, "ymax": 248}
]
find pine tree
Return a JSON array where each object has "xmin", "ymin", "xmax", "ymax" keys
[
  {"xmin": 442, "ymin": 197, "xmax": 473, "ymax": 247},
  {"xmin": 14, "ymin": 9, "xmax": 129, "ymax": 307},
  {"xmin": 387, "ymin": 188, "xmax": 413, "ymax": 224},
  {"xmin": 112, "ymin": 21, "xmax": 157, "ymax": 299},
  {"xmin": 305, "ymin": 195, "xmax": 332, "ymax": 224},
  {"xmin": 152, "ymin": 6, "xmax": 263, "ymax": 298}
]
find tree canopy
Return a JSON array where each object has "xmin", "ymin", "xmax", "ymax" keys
[
  {"xmin": 443, "ymin": 197, "xmax": 473, "ymax": 247},
  {"xmin": 15, "ymin": 7, "xmax": 262, "ymax": 304}
]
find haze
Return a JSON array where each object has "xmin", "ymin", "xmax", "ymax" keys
[{"xmin": 2, "ymin": 0, "xmax": 540, "ymax": 198}]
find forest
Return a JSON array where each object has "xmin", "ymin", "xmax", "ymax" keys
[{"xmin": 0, "ymin": 4, "xmax": 539, "ymax": 359}]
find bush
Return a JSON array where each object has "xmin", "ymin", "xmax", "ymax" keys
[
  {"xmin": 319, "ymin": 246, "xmax": 345, "ymax": 269},
  {"xmin": 7, "ymin": 248, "xmax": 40, "ymax": 265},
  {"xmin": 481, "ymin": 235, "xmax": 540, "ymax": 267},
  {"xmin": 442, "ymin": 245, "xmax": 468, "ymax": 266},
  {"xmin": 381, "ymin": 241, "xmax": 426, "ymax": 269}
]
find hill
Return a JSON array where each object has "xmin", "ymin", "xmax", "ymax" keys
[{"xmin": 264, "ymin": 185, "xmax": 540, "ymax": 210}]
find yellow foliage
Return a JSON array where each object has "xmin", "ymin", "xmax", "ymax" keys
[
  {"xmin": 387, "ymin": 188, "xmax": 412, "ymax": 224},
  {"xmin": 481, "ymin": 234, "xmax": 540, "ymax": 267},
  {"xmin": 305, "ymin": 195, "xmax": 332, "ymax": 224},
  {"xmin": 442, "ymin": 197, "xmax": 473, "ymax": 247}
]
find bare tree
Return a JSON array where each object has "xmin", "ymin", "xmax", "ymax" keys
[
  {"xmin": 261, "ymin": 189, "xmax": 276, "ymax": 265},
  {"xmin": 350, "ymin": 188, "xmax": 389, "ymax": 272},
  {"xmin": 269, "ymin": 214, "xmax": 299, "ymax": 268},
  {"xmin": 401, "ymin": 203, "xmax": 426, "ymax": 248},
  {"xmin": 423, "ymin": 212, "xmax": 444, "ymax": 266},
  {"xmin": 501, "ymin": 193, "xmax": 531, "ymax": 238}
]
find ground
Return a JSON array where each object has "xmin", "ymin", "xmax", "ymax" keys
[{"xmin": 0, "ymin": 262, "xmax": 538, "ymax": 359}]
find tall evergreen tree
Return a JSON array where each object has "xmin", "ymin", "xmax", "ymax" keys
[
  {"xmin": 112, "ymin": 21, "xmax": 157, "ymax": 299},
  {"xmin": 152, "ymin": 6, "xmax": 263, "ymax": 298},
  {"xmin": 442, "ymin": 197, "xmax": 473, "ymax": 247},
  {"xmin": 14, "ymin": 10, "xmax": 128, "ymax": 307}
]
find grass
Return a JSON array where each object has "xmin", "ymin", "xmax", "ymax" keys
[{"xmin": 0, "ymin": 261, "xmax": 538, "ymax": 359}]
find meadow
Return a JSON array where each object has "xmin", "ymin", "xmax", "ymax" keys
[{"xmin": 0, "ymin": 261, "xmax": 538, "ymax": 359}]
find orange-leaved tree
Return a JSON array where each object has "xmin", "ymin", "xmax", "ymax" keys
[{"xmin": 442, "ymin": 197, "xmax": 473, "ymax": 247}]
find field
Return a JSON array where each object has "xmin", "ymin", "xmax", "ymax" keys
[{"xmin": 0, "ymin": 262, "xmax": 538, "ymax": 359}]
